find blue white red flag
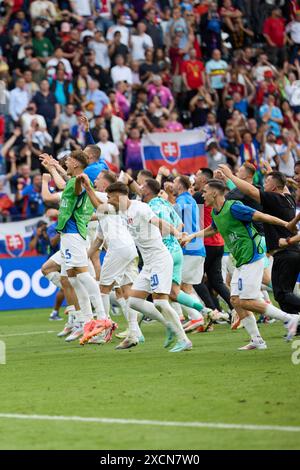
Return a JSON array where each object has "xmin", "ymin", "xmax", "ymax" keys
[
  {"xmin": 0, "ymin": 218, "xmax": 43, "ymax": 258},
  {"xmin": 141, "ymin": 130, "xmax": 207, "ymax": 175}
]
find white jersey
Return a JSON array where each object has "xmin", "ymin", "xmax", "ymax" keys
[
  {"xmin": 121, "ymin": 200, "xmax": 167, "ymax": 264},
  {"xmin": 96, "ymin": 193, "xmax": 136, "ymax": 252}
]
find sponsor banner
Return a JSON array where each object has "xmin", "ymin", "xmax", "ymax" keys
[
  {"xmin": 0, "ymin": 256, "xmax": 57, "ymax": 311},
  {"xmin": 141, "ymin": 130, "xmax": 208, "ymax": 175}
]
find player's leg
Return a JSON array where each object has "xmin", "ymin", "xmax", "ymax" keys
[{"xmin": 230, "ymin": 268, "xmax": 266, "ymax": 349}]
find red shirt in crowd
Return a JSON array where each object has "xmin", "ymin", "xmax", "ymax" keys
[
  {"xmin": 227, "ymin": 82, "xmax": 245, "ymax": 97},
  {"xmin": 263, "ymin": 17, "xmax": 286, "ymax": 47},
  {"xmin": 181, "ymin": 59, "xmax": 205, "ymax": 89}
]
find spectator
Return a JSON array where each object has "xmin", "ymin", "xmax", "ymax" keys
[
  {"xmin": 205, "ymin": 49, "xmax": 228, "ymax": 99},
  {"xmin": 111, "ymin": 54, "xmax": 133, "ymax": 85},
  {"xmin": 21, "ymin": 101, "xmax": 47, "ymax": 135},
  {"xmin": 130, "ymin": 22, "xmax": 153, "ymax": 62},
  {"xmin": 181, "ymin": 48, "xmax": 205, "ymax": 100},
  {"xmin": 46, "ymin": 47, "xmax": 73, "ymax": 79},
  {"xmin": 206, "ymin": 141, "xmax": 226, "ymax": 171},
  {"xmin": 32, "ymin": 25, "xmax": 54, "ymax": 64},
  {"xmin": 88, "ymin": 30, "xmax": 111, "ymax": 70},
  {"xmin": 143, "ymin": 8, "xmax": 163, "ymax": 49},
  {"xmin": 30, "ymin": 0, "xmax": 57, "ymax": 23},
  {"xmin": 139, "ymin": 48, "xmax": 159, "ymax": 83},
  {"xmin": 9, "ymin": 77, "xmax": 30, "ymax": 124},
  {"xmin": 16, "ymin": 173, "xmax": 44, "ymax": 218},
  {"xmin": 96, "ymin": 128, "xmax": 120, "ymax": 169},
  {"xmin": 124, "ymin": 127, "xmax": 143, "ymax": 171},
  {"xmin": 49, "ymin": 63, "xmax": 74, "ymax": 106},
  {"xmin": 259, "ymin": 94, "xmax": 284, "ymax": 137},
  {"xmin": 263, "ymin": 7, "xmax": 287, "ymax": 66},
  {"xmin": 107, "ymin": 14, "xmax": 130, "ymax": 46},
  {"xmin": 32, "ymin": 79, "xmax": 60, "ymax": 130},
  {"xmin": 147, "ymin": 75, "xmax": 174, "ymax": 111},
  {"xmin": 83, "ymin": 80, "xmax": 110, "ymax": 117},
  {"xmin": 58, "ymin": 104, "xmax": 78, "ymax": 129},
  {"xmin": 29, "ymin": 220, "xmax": 51, "ymax": 255}
]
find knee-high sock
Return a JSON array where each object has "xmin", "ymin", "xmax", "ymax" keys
[
  {"xmin": 46, "ymin": 272, "xmax": 62, "ymax": 289},
  {"xmin": 170, "ymin": 301, "xmax": 183, "ymax": 319},
  {"xmin": 154, "ymin": 299, "xmax": 189, "ymax": 342},
  {"xmin": 117, "ymin": 297, "xmax": 128, "ymax": 321},
  {"xmin": 265, "ymin": 304, "xmax": 292, "ymax": 323},
  {"xmin": 127, "ymin": 297, "xmax": 167, "ymax": 339},
  {"xmin": 77, "ymin": 272, "xmax": 106, "ymax": 320},
  {"xmin": 241, "ymin": 314, "xmax": 263, "ymax": 342},
  {"xmin": 101, "ymin": 293, "xmax": 111, "ymax": 317},
  {"xmin": 68, "ymin": 277, "xmax": 93, "ymax": 323},
  {"xmin": 181, "ymin": 304, "xmax": 203, "ymax": 321},
  {"xmin": 176, "ymin": 290, "xmax": 204, "ymax": 314}
]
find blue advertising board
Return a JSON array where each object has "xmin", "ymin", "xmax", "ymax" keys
[{"xmin": 0, "ymin": 256, "xmax": 57, "ymax": 311}]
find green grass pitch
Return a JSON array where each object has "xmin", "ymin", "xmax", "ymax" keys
[{"xmin": 0, "ymin": 309, "xmax": 299, "ymax": 450}]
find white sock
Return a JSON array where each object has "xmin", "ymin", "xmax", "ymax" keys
[
  {"xmin": 262, "ymin": 290, "xmax": 270, "ymax": 303},
  {"xmin": 171, "ymin": 301, "xmax": 183, "ymax": 319},
  {"xmin": 127, "ymin": 297, "xmax": 145, "ymax": 340},
  {"xmin": 101, "ymin": 293, "xmax": 111, "ymax": 317},
  {"xmin": 68, "ymin": 277, "xmax": 93, "ymax": 323},
  {"xmin": 154, "ymin": 299, "xmax": 189, "ymax": 342},
  {"xmin": 46, "ymin": 272, "xmax": 62, "ymax": 289},
  {"xmin": 117, "ymin": 297, "xmax": 128, "ymax": 321},
  {"xmin": 181, "ymin": 304, "xmax": 202, "ymax": 321},
  {"xmin": 130, "ymin": 297, "xmax": 168, "ymax": 327},
  {"xmin": 77, "ymin": 272, "xmax": 106, "ymax": 320},
  {"xmin": 65, "ymin": 305, "xmax": 75, "ymax": 325},
  {"xmin": 265, "ymin": 304, "xmax": 291, "ymax": 323},
  {"xmin": 241, "ymin": 314, "xmax": 263, "ymax": 342}
]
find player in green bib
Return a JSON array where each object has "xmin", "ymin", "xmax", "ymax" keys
[
  {"xmin": 140, "ymin": 178, "xmax": 212, "ymax": 330},
  {"xmin": 56, "ymin": 150, "xmax": 108, "ymax": 342},
  {"xmin": 183, "ymin": 179, "xmax": 299, "ymax": 350}
]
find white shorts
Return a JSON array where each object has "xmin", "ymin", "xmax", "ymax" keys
[
  {"xmin": 132, "ymin": 250, "xmax": 173, "ymax": 295},
  {"xmin": 49, "ymin": 251, "xmax": 62, "ymax": 267},
  {"xmin": 60, "ymin": 233, "xmax": 89, "ymax": 273},
  {"xmin": 86, "ymin": 220, "xmax": 99, "ymax": 248},
  {"xmin": 182, "ymin": 255, "xmax": 205, "ymax": 285},
  {"xmin": 100, "ymin": 246, "xmax": 138, "ymax": 287},
  {"xmin": 230, "ymin": 258, "xmax": 264, "ymax": 300}
]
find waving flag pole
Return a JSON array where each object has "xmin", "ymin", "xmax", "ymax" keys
[{"xmin": 141, "ymin": 130, "xmax": 208, "ymax": 175}]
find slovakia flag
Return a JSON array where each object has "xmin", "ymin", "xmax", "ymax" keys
[{"xmin": 141, "ymin": 130, "xmax": 207, "ymax": 175}]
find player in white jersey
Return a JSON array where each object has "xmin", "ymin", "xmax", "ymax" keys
[
  {"xmin": 99, "ymin": 181, "xmax": 192, "ymax": 352},
  {"xmin": 78, "ymin": 172, "xmax": 139, "ymax": 344}
]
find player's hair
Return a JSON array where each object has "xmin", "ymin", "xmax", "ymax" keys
[
  {"xmin": 201, "ymin": 168, "xmax": 213, "ymax": 180},
  {"xmin": 138, "ymin": 169, "xmax": 153, "ymax": 179},
  {"xmin": 106, "ymin": 182, "xmax": 129, "ymax": 195},
  {"xmin": 85, "ymin": 144, "xmax": 101, "ymax": 161},
  {"xmin": 178, "ymin": 175, "xmax": 191, "ymax": 190},
  {"xmin": 145, "ymin": 178, "xmax": 161, "ymax": 195},
  {"xmin": 295, "ymin": 161, "xmax": 300, "ymax": 169},
  {"xmin": 267, "ymin": 171, "xmax": 286, "ymax": 189},
  {"xmin": 101, "ymin": 170, "xmax": 117, "ymax": 185},
  {"xmin": 70, "ymin": 150, "xmax": 89, "ymax": 169},
  {"xmin": 243, "ymin": 162, "xmax": 256, "ymax": 178},
  {"xmin": 206, "ymin": 179, "xmax": 226, "ymax": 194}
]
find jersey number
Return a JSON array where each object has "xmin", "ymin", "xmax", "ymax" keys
[
  {"xmin": 150, "ymin": 274, "xmax": 159, "ymax": 289},
  {"xmin": 65, "ymin": 249, "xmax": 72, "ymax": 260}
]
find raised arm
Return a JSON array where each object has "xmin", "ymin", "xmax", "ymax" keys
[
  {"xmin": 218, "ymin": 164, "xmax": 261, "ymax": 203},
  {"xmin": 77, "ymin": 173, "xmax": 103, "ymax": 209},
  {"xmin": 42, "ymin": 173, "xmax": 61, "ymax": 205},
  {"xmin": 252, "ymin": 210, "xmax": 289, "ymax": 228}
]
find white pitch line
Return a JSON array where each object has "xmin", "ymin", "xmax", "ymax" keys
[
  {"xmin": 0, "ymin": 413, "xmax": 299, "ymax": 433},
  {"xmin": 0, "ymin": 330, "xmax": 55, "ymax": 338}
]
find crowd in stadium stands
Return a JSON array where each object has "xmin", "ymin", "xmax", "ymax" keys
[{"xmin": 1, "ymin": 0, "xmax": 300, "ymax": 222}]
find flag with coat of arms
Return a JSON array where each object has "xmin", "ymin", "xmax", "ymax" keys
[{"xmin": 141, "ymin": 130, "xmax": 207, "ymax": 175}]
